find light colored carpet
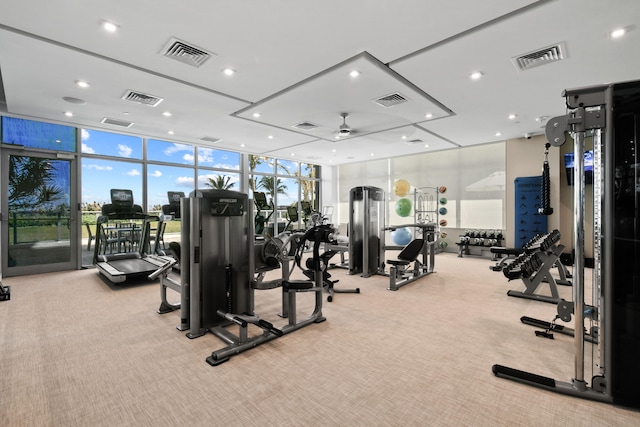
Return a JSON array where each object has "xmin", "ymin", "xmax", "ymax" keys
[{"xmin": 1, "ymin": 253, "xmax": 638, "ymax": 426}]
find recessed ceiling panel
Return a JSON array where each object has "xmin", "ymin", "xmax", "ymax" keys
[{"xmin": 234, "ymin": 52, "xmax": 453, "ymax": 141}]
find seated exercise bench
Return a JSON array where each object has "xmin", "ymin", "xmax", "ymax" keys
[{"xmin": 387, "ymin": 238, "xmax": 426, "ymax": 291}]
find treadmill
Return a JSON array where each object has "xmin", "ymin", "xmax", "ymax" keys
[{"xmin": 94, "ymin": 189, "xmax": 172, "ymax": 284}]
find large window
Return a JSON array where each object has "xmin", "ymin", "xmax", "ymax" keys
[
  {"xmin": 148, "ymin": 139, "xmax": 195, "ymax": 165},
  {"xmin": 147, "ymin": 164, "xmax": 195, "ymax": 212},
  {"xmin": 81, "ymin": 128, "xmax": 142, "ymax": 159},
  {"xmin": 198, "ymin": 147, "xmax": 240, "ymax": 170},
  {"xmin": 249, "ymin": 156, "xmax": 321, "ymax": 233},
  {"xmin": 81, "ymin": 158, "xmax": 143, "ymax": 208}
]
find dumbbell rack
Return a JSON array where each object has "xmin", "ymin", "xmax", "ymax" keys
[
  {"xmin": 502, "ymin": 230, "xmax": 571, "ymax": 304},
  {"xmin": 457, "ymin": 229, "xmax": 503, "ymax": 258}
]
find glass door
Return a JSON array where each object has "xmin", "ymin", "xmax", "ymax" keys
[{"xmin": 1, "ymin": 149, "xmax": 78, "ymax": 276}]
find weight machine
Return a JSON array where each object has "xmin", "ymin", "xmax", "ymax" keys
[
  {"xmin": 493, "ymin": 81, "xmax": 640, "ymax": 408},
  {"xmin": 155, "ymin": 189, "xmax": 331, "ymax": 366},
  {"xmin": 383, "ymin": 223, "xmax": 437, "ymax": 291},
  {"xmin": 348, "ymin": 186, "xmax": 385, "ymax": 278}
]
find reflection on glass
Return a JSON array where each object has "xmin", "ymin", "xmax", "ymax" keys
[
  {"xmin": 2, "ymin": 117, "xmax": 77, "ymax": 152},
  {"xmin": 7, "ymin": 156, "xmax": 71, "ymax": 267}
]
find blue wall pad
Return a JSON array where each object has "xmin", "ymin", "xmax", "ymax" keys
[{"xmin": 514, "ymin": 176, "xmax": 547, "ymax": 247}]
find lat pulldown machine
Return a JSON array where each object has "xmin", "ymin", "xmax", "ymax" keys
[{"xmin": 493, "ymin": 81, "xmax": 640, "ymax": 409}]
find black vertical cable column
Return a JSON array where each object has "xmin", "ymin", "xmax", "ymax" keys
[{"xmin": 539, "ymin": 143, "xmax": 554, "ymax": 215}]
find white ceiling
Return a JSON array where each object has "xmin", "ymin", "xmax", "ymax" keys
[{"xmin": 0, "ymin": 0, "xmax": 638, "ymax": 166}]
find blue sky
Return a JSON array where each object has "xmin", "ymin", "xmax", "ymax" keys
[{"xmin": 80, "ymin": 128, "xmax": 301, "ymax": 210}]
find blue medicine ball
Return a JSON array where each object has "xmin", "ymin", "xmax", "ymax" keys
[{"xmin": 391, "ymin": 227, "xmax": 412, "ymax": 246}]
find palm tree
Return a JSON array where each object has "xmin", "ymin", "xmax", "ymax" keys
[
  {"xmin": 206, "ymin": 175, "xmax": 235, "ymax": 190},
  {"xmin": 257, "ymin": 176, "xmax": 287, "ymax": 199},
  {"xmin": 8, "ymin": 156, "xmax": 64, "ymax": 210}
]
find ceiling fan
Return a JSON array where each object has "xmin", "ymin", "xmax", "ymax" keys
[{"xmin": 335, "ymin": 113, "xmax": 357, "ymax": 138}]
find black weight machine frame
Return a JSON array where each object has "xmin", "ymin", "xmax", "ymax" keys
[
  {"xmin": 155, "ymin": 190, "xmax": 335, "ymax": 366},
  {"xmin": 493, "ymin": 83, "xmax": 630, "ymax": 405}
]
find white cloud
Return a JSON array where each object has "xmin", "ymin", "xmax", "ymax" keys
[
  {"xmin": 164, "ymin": 143, "xmax": 192, "ymax": 156},
  {"xmin": 83, "ymin": 164, "xmax": 113, "ymax": 171},
  {"xmin": 149, "ymin": 170, "xmax": 162, "ymax": 178},
  {"xmin": 81, "ymin": 143, "xmax": 95, "ymax": 154},
  {"xmin": 176, "ymin": 176, "xmax": 194, "ymax": 187},
  {"xmin": 127, "ymin": 169, "xmax": 140, "ymax": 176},
  {"xmin": 81, "ymin": 129, "xmax": 90, "ymax": 141},
  {"xmin": 118, "ymin": 144, "xmax": 133, "ymax": 157}
]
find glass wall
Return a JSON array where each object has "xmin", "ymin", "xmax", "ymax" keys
[
  {"xmin": 2, "ymin": 116, "xmax": 323, "ymax": 272},
  {"xmin": 249, "ymin": 155, "xmax": 321, "ymax": 234}
]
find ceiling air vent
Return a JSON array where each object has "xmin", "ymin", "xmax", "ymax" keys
[
  {"xmin": 374, "ymin": 92, "xmax": 409, "ymax": 108},
  {"xmin": 512, "ymin": 43, "xmax": 566, "ymax": 71},
  {"xmin": 200, "ymin": 136, "xmax": 222, "ymax": 144},
  {"xmin": 292, "ymin": 121, "xmax": 318, "ymax": 131},
  {"xmin": 101, "ymin": 117, "xmax": 133, "ymax": 128},
  {"xmin": 161, "ymin": 37, "xmax": 214, "ymax": 67},
  {"xmin": 122, "ymin": 90, "xmax": 164, "ymax": 107}
]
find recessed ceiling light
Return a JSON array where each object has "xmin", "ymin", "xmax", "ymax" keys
[
  {"xmin": 240, "ymin": 143, "xmax": 245, "ymax": 148},
  {"xmin": 75, "ymin": 80, "xmax": 90, "ymax": 88},
  {"xmin": 162, "ymin": 111, "xmax": 172, "ymax": 117},
  {"xmin": 252, "ymin": 112, "xmax": 261, "ymax": 118},
  {"xmin": 267, "ymin": 135, "xmax": 274, "ymax": 139},
  {"xmin": 349, "ymin": 70, "xmax": 360, "ymax": 78},
  {"xmin": 496, "ymin": 132, "xmax": 502, "ymax": 136},
  {"xmin": 470, "ymin": 71, "xmax": 484, "ymax": 80},
  {"xmin": 101, "ymin": 20, "xmax": 119, "ymax": 32},
  {"xmin": 123, "ymin": 112, "xmax": 130, "ymax": 115},
  {"xmin": 222, "ymin": 68, "xmax": 235, "ymax": 76},
  {"xmin": 370, "ymin": 153, "xmax": 375, "ymax": 157},
  {"xmin": 167, "ymin": 130, "xmax": 174, "ymax": 135},
  {"xmin": 610, "ymin": 28, "xmax": 626, "ymax": 38},
  {"xmin": 290, "ymin": 153, "xmax": 295, "ymax": 156},
  {"xmin": 425, "ymin": 113, "xmax": 433, "ymax": 119},
  {"xmin": 402, "ymin": 135, "xmax": 407, "ymax": 139},
  {"xmin": 424, "ymin": 144, "xmax": 430, "ymax": 148},
  {"xmin": 64, "ymin": 111, "xmax": 73, "ymax": 117},
  {"xmin": 508, "ymin": 114, "xmax": 517, "ymax": 120}
]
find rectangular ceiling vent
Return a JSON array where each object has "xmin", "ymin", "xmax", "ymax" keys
[
  {"xmin": 292, "ymin": 121, "xmax": 318, "ymax": 131},
  {"xmin": 374, "ymin": 92, "xmax": 409, "ymax": 108},
  {"xmin": 200, "ymin": 136, "xmax": 222, "ymax": 143},
  {"xmin": 512, "ymin": 43, "xmax": 566, "ymax": 71},
  {"xmin": 101, "ymin": 117, "xmax": 133, "ymax": 128},
  {"xmin": 161, "ymin": 37, "xmax": 214, "ymax": 68},
  {"xmin": 122, "ymin": 90, "xmax": 164, "ymax": 107},
  {"xmin": 404, "ymin": 138, "xmax": 423, "ymax": 145}
]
